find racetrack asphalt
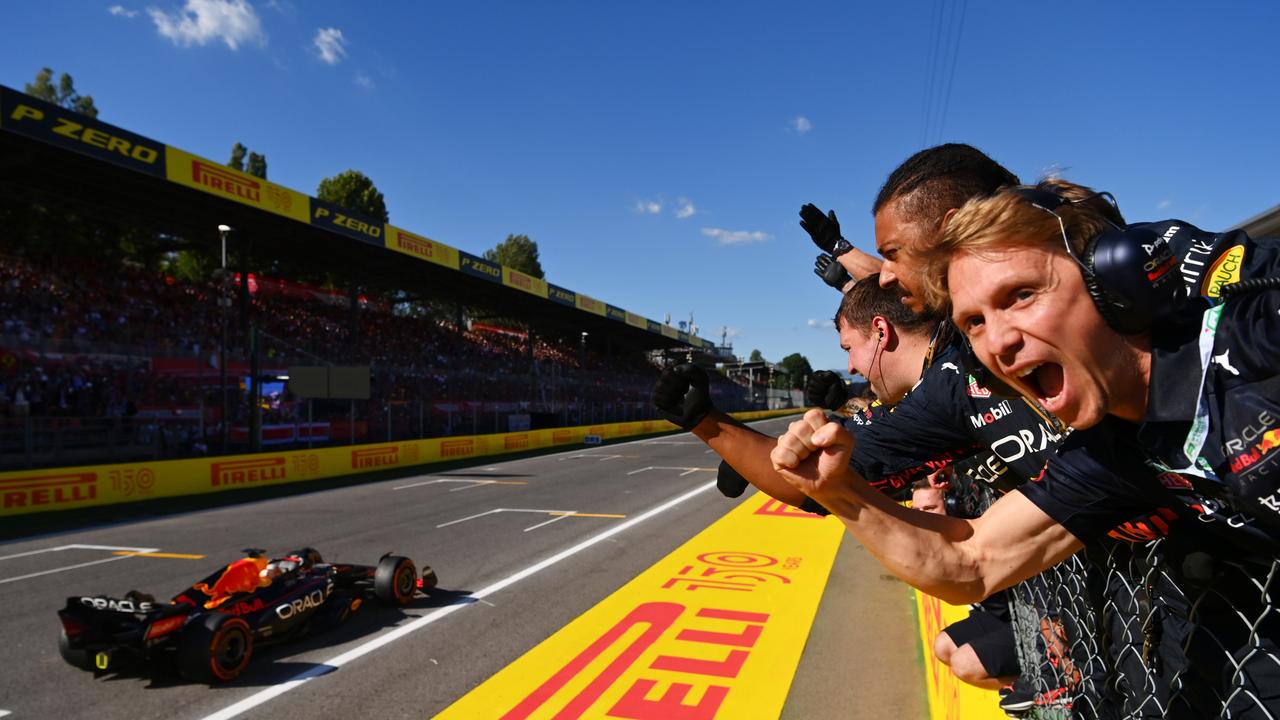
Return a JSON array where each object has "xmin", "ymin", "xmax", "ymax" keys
[{"xmin": 0, "ymin": 417, "xmax": 926, "ymax": 719}]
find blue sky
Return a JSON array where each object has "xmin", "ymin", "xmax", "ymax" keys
[{"xmin": 3, "ymin": 1, "xmax": 1279, "ymax": 373}]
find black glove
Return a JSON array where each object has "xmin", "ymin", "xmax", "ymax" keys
[
  {"xmin": 716, "ymin": 460, "xmax": 749, "ymax": 498},
  {"xmin": 814, "ymin": 253, "xmax": 851, "ymax": 290},
  {"xmin": 652, "ymin": 363, "xmax": 713, "ymax": 430},
  {"xmin": 800, "ymin": 203, "xmax": 853, "ymax": 256},
  {"xmin": 806, "ymin": 370, "xmax": 849, "ymax": 410}
]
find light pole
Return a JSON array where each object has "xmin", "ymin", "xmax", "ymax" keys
[{"xmin": 217, "ymin": 225, "xmax": 233, "ymax": 453}]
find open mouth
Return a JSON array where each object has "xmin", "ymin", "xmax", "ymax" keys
[{"xmin": 1013, "ymin": 362, "xmax": 1065, "ymax": 407}]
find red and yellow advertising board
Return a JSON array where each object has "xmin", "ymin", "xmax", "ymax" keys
[
  {"xmin": 0, "ymin": 410, "xmax": 801, "ymax": 517},
  {"xmin": 165, "ymin": 147, "xmax": 310, "ymax": 223},
  {"xmin": 625, "ymin": 312, "xmax": 648, "ymax": 330},
  {"xmin": 915, "ymin": 590, "xmax": 1005, "ymax": 720},
  {"xmin": 436, "ymin": 492, "xmax": 844, "ymax": 719},
  {"xmin": 575, "ymin": 293, "xmax": 607, "ymax": 316},
  {"xmin": 502, "ymin": 267, "xmax": 550, "ymax": 299},
  {"xmin": 383, "ymin": 224, "xmax": 461, "ymax": 270}
]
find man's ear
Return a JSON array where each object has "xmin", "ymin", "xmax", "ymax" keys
[
  {"xmin": 872, "ymin": 316, "xmax": 890, "ymax": 345},
  {"xmin": 940, "ymin": 207, "xmax": 960, "ymax": 231}
]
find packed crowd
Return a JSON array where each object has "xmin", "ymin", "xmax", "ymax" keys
[
  {"xmin": 652, "ymin": 144, "xmax": 1280, "ymax": 718},
  {"xmin": 0, "ymin": 250, "xmax": 751, "ymax": 458}
]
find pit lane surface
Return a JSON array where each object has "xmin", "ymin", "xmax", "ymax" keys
[{"xmin": 0, "ymin": 418, "xmax": 924, "ymax": 719}]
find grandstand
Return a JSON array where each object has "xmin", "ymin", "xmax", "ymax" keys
[{"xmin": 0, "ymin": 85, "xmax": 758, "ymax": 471}]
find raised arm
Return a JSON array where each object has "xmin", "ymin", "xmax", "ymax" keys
[{"xmin": 771, "ymin": 410, "xmax": 1082, "ymax": 604}]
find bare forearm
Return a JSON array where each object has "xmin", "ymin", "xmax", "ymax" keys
[
  {"xmin": 814, "ymin": 476, "xmax": 1081, "ymax": 604},
  {"xmin": 692, "ymin": 412, "xmax": 812, "ymax": 507},
  {"xmin": 836, "ymin": 248, "xmax": 882, "ymax": 281}
]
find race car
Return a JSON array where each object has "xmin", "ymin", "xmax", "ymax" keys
[{"xmin": 57, "ymin": 547, "xmax": 437, "ymax": 683}]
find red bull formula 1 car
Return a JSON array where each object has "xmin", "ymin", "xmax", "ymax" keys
[{"xmin": 57, "ymin": 547, "xmax": 437, "ymax": 683}]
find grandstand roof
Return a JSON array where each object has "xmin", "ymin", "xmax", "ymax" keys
[
  {"xmin": 1232, "ymin": 201, "xmax": 1280, "ymax": 239},
  {"xmin": 0, "ymin": 85, "xmax": 728, "ymax": 359}
]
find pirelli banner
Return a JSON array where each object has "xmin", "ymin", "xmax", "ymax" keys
[
  {"xmin": 0, "ymin": 83, "xmax": 713, "ymax": 350},
  {"xmin": 165, "ymin": 146, "xmax": 310, "ymax": 223},
  {"xmin": 502, "ymin": 267, "xmax": 548, "ymax": 299},
  {"xmin": 0, "ymin": 409, "xmax": 801, "ymax": 517},
  {"xmin": 384, "ymin": 224, "xmax": 460, "ymax": 270}
]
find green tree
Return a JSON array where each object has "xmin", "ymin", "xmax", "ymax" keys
[
  {"xmin": 484, "ymin": 234, "xmax": 544, "ymax": 278},
  {"xmin": 229, "ymin": 142, "xmax": 247, "ymax": 171},
  {"xmin": 316, "ymin": 169, "xmax": 389, "ymax": 222},
  {"xmin": 228, "ymin": 143, "xmax": 267, "ymax": 179},
  {"xmin": 247, "ymin": 152, "xmax": 267, "ymax": 179},
  {"xmin": 748, "ymin": 349, "xmax": 764, "ymax": 362},
  {"xmin": 777, "ymin": 353, "xmax": 814, "ymax": 389},
  {"xmin": 25, "ymin": 67, "xmax": 98, "ymax": 118}
]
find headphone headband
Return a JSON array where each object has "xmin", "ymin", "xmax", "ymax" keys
[{"xmin": 1006, "ymin": 185, "xmax": 1181, "ymax": 334}]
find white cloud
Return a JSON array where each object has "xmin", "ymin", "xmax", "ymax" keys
[
  {"xmin": 353, "ymin": 72, "xmax": 373, "ymax": 89},
  {"xmin": 313, "ymin": 27, "xmax": 347, "ymax": 65},
  {"xmin": 675, "ymin": 198, "xmax": 696, "ymax": 219},
  {"xmin": 702, "ymin": 227, "xmax": 773, "ymax": 246},
  {"xmin": 792, "ymin": 116, "xmax": 812, "ymax": 134},
  {"xmin": 633, "ymin": 199, "xmax": 663, "ymax": 215},
  {"xmin": 1156, "ymin": 197, "xmax": 1171, "ymax": 210},
  {"xmin": 148, "ymin": 0, "xmax": 265, "ymax": 50},
  {"xmin": 807, "ymin": 318, "xmax": 834, "ymax": 329},
  {"xmin": 108, "ymin": 5, "xmax": 139, "ymax": 17}
]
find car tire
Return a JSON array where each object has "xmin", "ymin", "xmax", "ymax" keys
[
  {"xmin": 58, "ymin": 629, "xmax": 94, "ymax": 670},
  {"xmin": 375, "ymin": 556, "xmax": 416, "ymax": 606},
  {"xmin": 178, "ymin": 613, "xmax": 253, "ymax": 683}
]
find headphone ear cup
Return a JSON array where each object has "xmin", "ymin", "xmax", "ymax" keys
[{"xmin": 1081, "ymin": 227, "xmax": 1182, "ymax": 334}]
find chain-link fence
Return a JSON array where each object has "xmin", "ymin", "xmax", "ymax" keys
[{"xmin": 950, "ymin": 478, "xmax": 1280, "ymax": 719}]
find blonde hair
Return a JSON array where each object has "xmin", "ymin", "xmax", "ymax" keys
[{"xmin": 918, "ymin": 178, "xmax": 1125, "ymax": 311}]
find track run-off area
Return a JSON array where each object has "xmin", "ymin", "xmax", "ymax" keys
[{"xmin": 0, "ymin": 418, "xmax": 925, "ymax": 720}]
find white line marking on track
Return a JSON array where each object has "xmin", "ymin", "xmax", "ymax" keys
[
  {"xmin": 0, "ymin": 543, "xmax": 159, "ymax": 562},
  {"xmin": 198, "ymin": 480, "xmax": 717, "ymax": 720},
  {"xmin": 0, "ymin": 550, "xmax": 159, "ymax": 585},
  {"xmin": 524, "ymin": 513, "xmax": 573, "ymax": 532},
  {"xmin": 437, "ymin": 508, "xmax": 591, "ymax": 529},
  {"xmin": 626, "ymin": 466, "xmax": 715, "ymax": 476},
  {"xmin": 393, "ymin": 478, "xmax": 526, "ymax": 491},
  {"xmin": 435, "ymin": 509, "xmax": 504, "ymax": 528},
  {"xmin": 0, "ymin": 708, "xmax": 12, "ymax": 717}
]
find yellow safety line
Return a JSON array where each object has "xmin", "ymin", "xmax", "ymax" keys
[
  {"xmin": 548, "ymin": 512, "xmax": 627, "ymax": 519},
  {"xmin": 112, "ymin": 551, "xmax": 206, "ymax": 559}
]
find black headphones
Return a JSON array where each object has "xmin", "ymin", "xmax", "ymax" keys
[{"xmin": 1008, "ymin": 187, "xmax": 1186, "ymax": 334}]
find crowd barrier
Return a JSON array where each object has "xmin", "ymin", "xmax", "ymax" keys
[
  {"xmin": 915, "ymin": 477, "xmax": 1280, "ymax": 719},
  {"xmin": 0, "ymin": 409, "xmax": 799, "ymax": 518}
]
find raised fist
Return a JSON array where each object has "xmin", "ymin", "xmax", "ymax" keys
[
  {"xmin": 806, "ymin": 370, "xmax": 849, "ymax": 410},
  {"xmin": 652, "ymin": 363, "xmax": 713, "ymax": 430}
]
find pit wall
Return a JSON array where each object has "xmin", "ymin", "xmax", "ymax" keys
[
  {"xmin": 915, "ymin": 590, "xmax": 1006, "ymax": 720},
  {"xmin": 0, "ymin": 410, "xmax": 800, "ymax": 518}
]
